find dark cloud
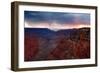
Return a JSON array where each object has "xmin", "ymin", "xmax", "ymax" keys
[{"xmin": 24, "ymin": 11, "xmax": 90, "ymax": 25}]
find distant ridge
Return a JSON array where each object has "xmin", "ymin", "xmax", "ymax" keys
[{"xmin": 25, "ymin": 27, "xmax": 90, "ymax": 39}]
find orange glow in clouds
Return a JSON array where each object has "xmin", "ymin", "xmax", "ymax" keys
[{"xmin": 25, "ymin": 22, "xmax": 90, "ymax": 31}]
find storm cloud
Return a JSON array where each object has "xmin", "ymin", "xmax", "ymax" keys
[{"xmin": 24, "ymin": 11, "xmax": 90, "ymax": 25}]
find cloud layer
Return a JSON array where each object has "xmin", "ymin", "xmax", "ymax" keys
[
  {"xmin": 24, "ymin": 11, "xmax": 90, "ymax": 31},
  {"xmin": 24, "ymin": 11, "xmax": 90, "ymax": 25}
]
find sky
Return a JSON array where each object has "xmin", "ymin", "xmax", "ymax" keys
[{"xmin": 24, "ymin": 11, "xmax": 90, "ymax": 31}]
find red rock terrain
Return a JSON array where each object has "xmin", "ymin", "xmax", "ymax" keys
[{"xmin": 24, "ymin": 28, "xmax": 90, "ymax": 61}]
